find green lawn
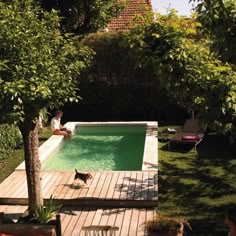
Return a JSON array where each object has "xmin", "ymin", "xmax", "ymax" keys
[
  {"xmin": 158, "ymin": 126, "xmax": 236, "ymax": 236},
  {"xmin": 1, "ymin": 124, "xmax": 235, "ymax": 236},
  {"xmin": 0, "ymin": 127, "xmax": 52, "ymax": 183}
]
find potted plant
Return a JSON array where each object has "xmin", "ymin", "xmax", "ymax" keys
[
  {"xmin": 0, "ymin": 196, "xmax": 61, "ymax": 236},
  {"xmin": 144, "ymin": 213, "xmax": 191, "ymax": 236}
]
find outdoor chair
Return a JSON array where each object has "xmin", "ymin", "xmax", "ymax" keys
[
  {"xmin": 168, "ymin": 119, "xmax": 207, "ymax": 151},
  {"xmin": 82, "ymin": 225, "xmax": 119, "ymax": 236}
]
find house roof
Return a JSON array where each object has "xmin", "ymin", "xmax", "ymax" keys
[{"xmin": 107, "ymin": 0, "xmax": 153, "ymax": 31}]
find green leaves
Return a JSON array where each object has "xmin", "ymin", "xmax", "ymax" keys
[
  {"xmin": 0, "ymin": 0, "xmax": 92, "ymax": 123},
  {"xmin": 122, "ymin": 13, "xmax": 236, "ymax": 135},
  {"xmin": 192, "ymin": 0, "xmax": 236, "ymax": 64},
  {"xmin": 35, "ymin": 195, "xmax": 61, "ymax": 223}
]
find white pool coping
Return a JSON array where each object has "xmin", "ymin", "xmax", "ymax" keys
[{"xmin": 16, "ymin": 121, "xmax": 158, "ymax": 171}]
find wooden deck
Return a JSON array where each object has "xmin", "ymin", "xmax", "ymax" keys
[
  {"xmin": 0, "ymin": 170, "xmax": 158, "ymax": 207},
  {"xmin": 0, "ymin": 205, "xmax": 155, "ymax": 236},
  {"xmin": 0, "ymin": 169, "xmax": 157, "ymax": 235}
]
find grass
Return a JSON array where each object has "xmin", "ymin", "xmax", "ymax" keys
[
  {"xmin": 0, "ymin": 127, "xmax": 52, "ymax": 183},
  {"xmin": 1, "ymin": 124, "xmax": 235, "ymax": 235},
  {"xmin": 158, "ymin": 125, "xmax": 236, "ymax": 236}
]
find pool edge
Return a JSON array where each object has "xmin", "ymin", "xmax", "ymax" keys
[{"xmin": 16, "ymin": 121, "xmax": 158, "ymax": 172}]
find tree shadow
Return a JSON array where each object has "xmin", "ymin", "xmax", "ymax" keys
[{"xmin": 158, "ymin": 137, "xmax": 236, "ymax": 235}]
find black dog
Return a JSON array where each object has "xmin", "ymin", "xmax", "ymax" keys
[{"xmin": 73, "ymin": 169, "xmax": 92, "ymax": 185}]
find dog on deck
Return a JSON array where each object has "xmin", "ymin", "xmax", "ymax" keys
[{"xmin": 73, "ymin": 169, "xmax": 92, "ymax": 186}]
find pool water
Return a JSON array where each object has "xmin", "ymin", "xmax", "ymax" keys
[{"xmin": 42, "ymin": 125, "xmax": 146, "ymax": 171}]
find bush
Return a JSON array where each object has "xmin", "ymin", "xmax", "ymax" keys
[
  {"xmin": 65, "ymin": 31, "xmax": 188, "ymax": 122},
  {"xmin": 0, "ymin": 124, "xmax": 22, "ymax": 160}
]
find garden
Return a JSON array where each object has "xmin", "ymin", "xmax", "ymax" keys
[{"xmin": 0, "ymin": 0, "xmax": 236, "ymax": 235}]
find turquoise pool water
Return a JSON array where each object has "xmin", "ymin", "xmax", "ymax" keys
[{"xmin": 42, "ymin": 125, "xmax": 146, "ymax": 171}]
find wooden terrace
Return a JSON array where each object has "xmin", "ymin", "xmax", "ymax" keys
[{"xmin": 0, "ymin": 170, "xmax": 157, "ymax": 235}]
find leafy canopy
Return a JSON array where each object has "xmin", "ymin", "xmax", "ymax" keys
[
  {"xmin": 38, "ymin": 0, "xmax": 126, "ymax": 35},
  {"xmin": 191, "ymin": 0, "xmax": 236, "ymax": 65},
  {"xmin": 123, "ymin": 14, "xmax": 236, "ymax": 134},
  {"xmin": 0, "ymin": 0, "xmax": 92, "ymax": 123}
]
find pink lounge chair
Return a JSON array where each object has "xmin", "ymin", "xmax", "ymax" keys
[{"xmin": 168, "ymin": 119, "xmax": 207, "ymax": 151}]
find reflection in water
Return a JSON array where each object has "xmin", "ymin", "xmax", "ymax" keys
[{"xmin": 42, "ymin": 126, "xmax": 146, "ymax": 171}]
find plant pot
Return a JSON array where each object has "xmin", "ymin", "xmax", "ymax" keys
[
  {"xmin": 147, "ymin": 223, "xmax": 184, "ymax": 236},
  {"xmin": 0, "ymin": 212, "xmax": 61, "ymax": 236}
]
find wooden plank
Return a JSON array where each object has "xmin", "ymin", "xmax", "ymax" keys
[
  {"xmin": 63, "ymin": 207, "xmax": 84, "ymax": 236},
  {"xmin": 61, "ymin": 172, "xmax": 76, "ymax": 198},
  {"xmin": 99, "ymin": 172, "xmax": 113, "ymax": 199},
  {"xmin": 58, "ymin": 172, "xmax": 75, "ymax": 200},
  {"xmin": 63, "ymin": 173, "xmax": 79, "ymax": 200},
  {"xmin": 0, "ymin": 205, "xmax": 10, "ymax": 214},
  {"xmin": 81, "ymin": 207, "xmax": 96, "ymax": 227},
  {"xmin": 134, "ymin": 172, "xmax": 143, "ymax": 200},
  {"xmin": 113, "ymin": 208, "xmax": 125, "ymax": 236},
  {"xmin": 42, "ymin": 172, "xmax": 61, "ymax": 197},
  {"xmin": 91, "ymin": 208, "xmax": 103, "ymax": 225},
  {"xmin": 98, "ymin": 208, "xmax": 110, "ymax": 226},
  {"xmin": 105, "ymin": 208, "xmax": 118, "ymax": 227},
  {"xmin": 120, "ymin": 172, "xmax": 131, "ymax": 199},
  {"xmin": 0, "ymin": 172, "xmax": 25, "ymax": 197},
  {"xmin": 127, "ymin": 172, "xmax": 137, "ymax": 200},
  {"xmin": 60, "ymin": 206, "xmax": 79, "ymax": 235},
  {"xmin": 53, "ymin": 171, "xmax": 72, "ymax": 197},
  {"xmin": 84, "ymin": 172, "xmax": 102, "ymax": 199},
  {"xmin": 41, "ymin": 171, "xmax": 56, "ymax": 192},
  {"xmin": 106, "ymin": 172, "xmax": 119, "ymax": 199},
  {"xmin": 71, "ymin": 207, "xmax": 90, "ymax": 236},
  {"xmin": 3, "ymin": 205, "xmax": 21, "ymax": 222},
  {"xmin": 141, "ymin": 172, "xmax": 149, "ymax": 200},
  {"xmin": 10, "ymin": 175, "xmax": 28, "ymax": 199},
  {"xmin": 137, "ymin": 208, "xmax": 147, "ymax": 236},
  {"xmin": 148, "ymin": 172, "xmax": 157, "ymax": 201},
  {"xmin": 119, "ymin": 208, "xmax": 132, "ymax": 236},
  {"xmin": 113, "ymin": 172, "xmax": 125, "ymax": 200},
  {"xmin": 154, "ymin": 171, "xmax": 158, "ymax": 201},
  {"xmin": 146, "ymin": 208, "xmax": 155, "ymax": 222},
  {"xmin": 91, "ymin": 172, "xmax": 107, "ymax": 199},
  {"xmin": 44, "ymin": 173, "xmax": 64, "ymax": 198},
  {"xmin": 61, "ymin": 207, "xmax": 75, "ymax": 235},
  {"xmin": 129, "ymin": 208, "xmax": 139, "ymax": 235},
  {"xmin": 0, "ymin": 172, "xmax": 23, "ymax": 192}
]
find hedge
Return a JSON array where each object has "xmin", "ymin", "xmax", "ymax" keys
[{"xmin": 0, "ymin": 124, "xmax": 22, "ymax": 160}]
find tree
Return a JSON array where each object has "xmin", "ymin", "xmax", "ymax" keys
[
  {"xmin": 191, "ymin": 0, "xmax": 236, "ymax": 65},
  {"xmin": 122, "ymin": 15, "xmax": 236, "ymax": 134},
  {"xmin": 37, "ymin": 0, "xmax": 126, "ymax": 35},
  {"xmin": 0, "ymin": 0, "xmax": 92, "ymax": 216}
]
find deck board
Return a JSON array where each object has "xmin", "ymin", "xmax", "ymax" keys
[
  {"xmin": 0, "ymin": 170, "xmax": 157, "ymax": 207},
  {"xmin": 0, "ymin": 205, "xmax": 154, "ymax": 236}
]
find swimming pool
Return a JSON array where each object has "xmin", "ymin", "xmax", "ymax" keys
[
  {"xmin": 16, "ymin": 122, "xmax": 158, "ymax": 171},
  {"xmin": 42, "ymin": 126, "xmax": 146, "ymax": 171}
]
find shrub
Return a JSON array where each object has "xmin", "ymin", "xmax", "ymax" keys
[{"xmin": 0, "ymin": 124, "xmax": 22, "ymax": 160}]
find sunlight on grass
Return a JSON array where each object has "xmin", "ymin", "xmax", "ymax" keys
[
  {"xmin": 0, "ymin": 126, "xmax": 52, "ymax": 183},
  {"xmin": 158, "ymin": 125, "xmax": 236, "ymax": 236},
  {"xmin": 196, "ymin": 195, "xmax": 236, "ymax": 206}
]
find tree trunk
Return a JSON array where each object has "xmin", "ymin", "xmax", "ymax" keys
[{"xmin": 19, "ymin": 118, "xmax": 43, "ymax": 217}]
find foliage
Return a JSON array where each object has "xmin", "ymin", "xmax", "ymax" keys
[
  {"xmin": 35, "ymin": 196, "xmax": 61, "ymax": 224},
  {"xmin": 0, "ymin": 0, "xmax": 92, "ymax": 124},
  {"xmin": 0, "ymin": 124, "xmax": 22, "ymax": 160},
  {"xmin": 191, "ymin": 0, "xmax": 236, "ymax": 65},
  {"xmin": 158, "ymin": 126, "xmax": 236, "ymax": 235},
  {"xmin": 145, "ymin": 212, "xmax": 191, "ymax": 234},
  {"xmin": 155, "ymin": 9, "xmax": 202, "ymax": 39},
  {"xmin": 122, "ymin": 16, "xmax": 236, "ymax": 135},
  {"xmin": 71, "ymin": 31, "xmax": 187, "ymax": 122},
  {"xmin": 0, "ymin": 0, "xmax": 92, "ymax": 215},
  {"xmin": 37, "ymin": 0, "xmax": 126, "ymax": 35}
]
